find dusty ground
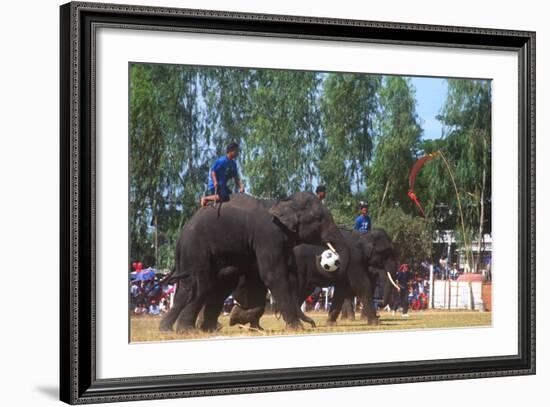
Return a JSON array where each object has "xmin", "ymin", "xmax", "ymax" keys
[{"xmin": 130, "ymin": 309, "xmax": 492, "ymax": 342}]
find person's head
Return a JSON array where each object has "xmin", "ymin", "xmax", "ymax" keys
[
  {"xmin": 226, "ymin": 142, "xmax": 240, "ymax": 159},
  {"xmin": 315, "ymin": 185, "xmax": 326, "ymax": 200},
  {"xmin": 360, "ymin": 203, "xmax": 368, "ymax": 216}
]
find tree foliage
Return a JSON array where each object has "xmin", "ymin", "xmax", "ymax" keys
[
  {"xmin": 369, "ymin": 77, "xmax": 423, "ymax": 217},
  {"xmin": 376, "ymin": 207, "xmax": 433, "ymax": 263}
]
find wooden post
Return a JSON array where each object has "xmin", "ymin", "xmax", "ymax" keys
[
  {"xmin": 429, "ymin": 264, "xmax": 434, "ymax": 309},
  {"xmin": 154, "ymin": 214, "xmax": 159, "ymax": 267}
]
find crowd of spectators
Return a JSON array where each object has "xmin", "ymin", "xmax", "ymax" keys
[
  {"xmin": 130, "ymin": 265, "xmax": 175, "ymax": 315},
  {"xmin": 129, "ymin": 256, "xmax": 488, "ymax": 318}
]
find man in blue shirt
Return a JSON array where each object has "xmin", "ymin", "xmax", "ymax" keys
[
  {"xmin": 354, "ymin": 203, "xmax": 371, "ymax": 233},
  {"xmin": 201, "ymin": 142, "xmax": 244, "ymax": 207}
]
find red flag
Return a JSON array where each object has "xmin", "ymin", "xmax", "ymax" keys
[{"xmin": 408, "ymin": 152, "xmax": 438, "ymax": 216}]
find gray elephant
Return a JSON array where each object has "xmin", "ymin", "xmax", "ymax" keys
[
  {"xmin": 163, "ymin": 192, "xmax": 351, "ymax": 332},
  {"xmin": 229, "ymin": 228, "xmax": 400, "ymax": 329}
]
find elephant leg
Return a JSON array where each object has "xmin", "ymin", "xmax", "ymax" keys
[
  {"xmin": 358, "ymin": 277, "xmax": 379, "ymax": 325},
  {"xmin": 361, "ymin": 273, "xmax": 380, "ymax": 325},
  {"xmin": 327, "ymin": 287, "xmax": 347, "ymax": 326},
  {"xmin": 159, "ymin": 283, "xmax": 187, "ymax": 331},
  {"xmin": 259, "ymin": 262, "xmax": 302, "ymax": 330},
  {"xmin": 199, "ymin": 280, "xmax": 236, "ymax": 332},
  {"xmin": 348, "ymin": 272, "xmax": 379, "ymax": 325},
  {"xmin": 340, "ymin": 298, "xmax": 356, "ymax": 321},
  {"xmin": 360, "ymin": 295, "xmax": 379, "ymax": 325},
  {"xmin": 175, "ymin": 262, "xmax": 213, "ymax": 333},
  {"xmin": 175, "ymin": 292, "xmax": 207, "ymax": 333}
]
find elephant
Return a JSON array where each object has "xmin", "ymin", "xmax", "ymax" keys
[
  {"xmin": 228, "ymin": 228, "xmax": 400, "ymax": 328},
  {"xmin": 161, "ymin": 192, "xmax": 351, "ymax": 333},
  {"xmin": 159, "ymin": 268, "xmax": 267, "ymax": 332}
]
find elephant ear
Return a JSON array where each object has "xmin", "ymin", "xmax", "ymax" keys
[{"xmin": 269, "ymin": 199, "xmax": 298, "ymax": 232}]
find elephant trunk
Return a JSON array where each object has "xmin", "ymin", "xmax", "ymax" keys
[{"xmin": 322, "ymin": 225, "xmax": 351, "ymax": 276}]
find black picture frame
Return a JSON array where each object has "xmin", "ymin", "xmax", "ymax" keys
[{"xmin": 60, "ymin": 2, "xmax": 536, "ymax": 404}]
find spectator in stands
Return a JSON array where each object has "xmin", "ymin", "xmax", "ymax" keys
[
  {"xmin": 134, "ymin": 302, "xmax": 147, "ymax": 315},
  {"xmin": 314, "ymin": 301, "xmax": 322, "ymax": 312},
  {"xmin": 159, "ymin": 297, "xmax": 168, "ymax": 313},
  {"xmin": 439, "ymin": 254, "xmax": 448, "ymax": 279},
  {"xmin": 450, "ymin": 263, "xmax": 459, "ymax": 280},
  {"xmin": 148, "ymin": 300, "xmax": 160, "ymax": 315}
]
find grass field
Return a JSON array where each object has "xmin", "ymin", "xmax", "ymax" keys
[{"xmin": 130, "ymin": 310, "xmax": 492, "ymax": 342}]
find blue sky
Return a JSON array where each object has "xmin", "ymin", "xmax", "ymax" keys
[{"xmin": 409, "ymin": 77, "xmax": 448, "ymax": 140}]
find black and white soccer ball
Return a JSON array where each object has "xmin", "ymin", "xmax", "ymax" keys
[{"xmin": 320, "ymin": 249, "xmax": 340, "ymax": 272}]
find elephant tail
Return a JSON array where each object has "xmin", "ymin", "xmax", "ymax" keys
[
  {"xmin": 159, "ymin": 267, "xmax": 176, "ymax": 285},
  {"xmin": 161, "ymin": 266, "xmax": 193, "ymax": 286},
  {"xmin": 164, "ymin": 242, "xmax": 194, "ymax": 284}
]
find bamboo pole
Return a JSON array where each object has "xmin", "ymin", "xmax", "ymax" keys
[{"xmin": 437, "ymin": 151, "xmax": 474, "ymax": 271}]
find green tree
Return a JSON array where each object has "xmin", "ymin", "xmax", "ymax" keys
[
  {"xmin": 414, "ymin": 79, "xmax": 491, "ymax": 271},
  {"xmin": 129, "ymin": 64, "xmax": 210, "ymax": 268},
  {"xmin": 376, "ymin": 207, "xmax": 433, "ymax": 263},
  {"xmin": 243, "ymin": 69, "xmax": 322, "ymax": 197},
  {"xmin": 369, "ymin": 77, "xmax": 422, "ymax": 217},
  {"xmin": 319, "ymin": 73, "xmax": 380, "ymax": 202}
]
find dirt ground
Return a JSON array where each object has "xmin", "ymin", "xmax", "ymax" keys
[{"xmin": 130, "ymin": 309, "xmax": 492, "ymax": 342}]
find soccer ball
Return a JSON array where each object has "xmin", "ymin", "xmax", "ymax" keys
[{"xmin": 320, "ymin": 249, "xmax": 340, "ymax": 272}]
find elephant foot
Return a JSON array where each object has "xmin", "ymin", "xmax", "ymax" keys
[
  {"xmin": 228, "ymin": 306, "xmax": 244, "ymax": 326},
  {"xmin": 159, "ymin": 321, "xmax": 174, "ymax": 332},
  {"xmin": 175, "ymin": 322, "xmax": 199, "ymax": 334},
  {"xmin": 285, "ymin": 321, "xmax": 304, "ymax": 331},
  {"xmin": 366, "ymin": 316, "xmax": 380, "ymax": 326},
  {"xmin": 199, "ymin": 322, "xmax": 223, "ymax": 332},
  {"xmin": 326, "ymin": 319, "xmax": 337, "ymax": 327}
]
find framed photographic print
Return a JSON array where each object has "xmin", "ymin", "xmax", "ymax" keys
[{"xmin": 60, "ymin": 1, "xmax": 535, "ymax": 404}]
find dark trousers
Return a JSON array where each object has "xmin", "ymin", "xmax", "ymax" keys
[{"xmin": 392, "ymin": 289, "xmax": 409, "ymax": 314}]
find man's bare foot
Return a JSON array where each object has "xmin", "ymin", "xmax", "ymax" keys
[{"xmin": 200, "ymin": 197, "xmax": 207, "ymax": 207}]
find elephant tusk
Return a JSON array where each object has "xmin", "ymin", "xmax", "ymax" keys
[
  {"xmin": 326, "ymin": 242, "xmax": 337, "ymax": 253},
  {"xmin": 387, "ymin": 272, "xmax": 400, "ymax": 290}
]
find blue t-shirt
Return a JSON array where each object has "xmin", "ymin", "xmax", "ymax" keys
[
  {"xmin": 354, "ymin": 214, "xmax": 371, "ymax": 233},
  {"xmin": 208, "ymin": 156, "xmax": 239, "ymax": 192}
]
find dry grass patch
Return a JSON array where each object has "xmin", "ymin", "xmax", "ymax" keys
[{"xmin": 130, "ymin": 310, "xmax": 491, "ymax": 342}]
